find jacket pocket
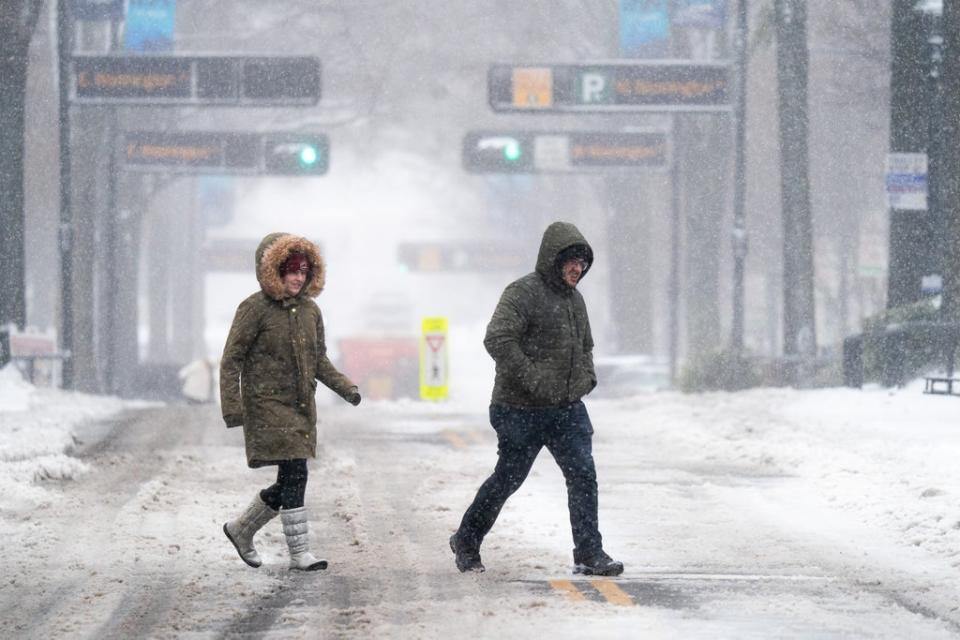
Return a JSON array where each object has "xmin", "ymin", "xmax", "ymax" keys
[{"xmin": 570, "ymin": 373, "xmax": 597, "ymax": 400}]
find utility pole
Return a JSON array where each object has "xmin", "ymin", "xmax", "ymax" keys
[
  {"xmin": 774, "ymin": 0, "xmax": 817, "ymax": 367},
  {"xmin": 730, "ymin": 0, "xmax": 748, "ymax": 355}
]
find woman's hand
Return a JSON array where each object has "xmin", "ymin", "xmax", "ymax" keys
[{"xmin": 345, "ymin": 387, "xmax": 362, "ymax": 406}]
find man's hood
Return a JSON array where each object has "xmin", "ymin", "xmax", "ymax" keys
[
  {"xmin": 534, "ymin": 221, "xmax": 594, "ymax": 290},
  {"xmin": 255, "ymin": 232, "xmax": 326, "ymax": 301}
]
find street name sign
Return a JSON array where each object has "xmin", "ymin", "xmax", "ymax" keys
[
  {"xmin": 885, "ymin": 152, "xmax": 928, "ymax": 211},
  {"xmin": 488, "ymin": 61, "xmax": 730, "ymax": 113},
  {"xmin": 123, "ymin": 131, "xmax": 329, "ymax": 175},
  {"xmin": 71, "ymin": 55, "xmax": 321, "ymax": 105},
  {"xmin": 463, "ymin": 130, "xmax": 669, "ymax": 173}
]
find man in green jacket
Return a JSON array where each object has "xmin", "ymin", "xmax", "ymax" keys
[{"xmin": 450, "ymin": 221, "xmax": 623, "ymax": 576}]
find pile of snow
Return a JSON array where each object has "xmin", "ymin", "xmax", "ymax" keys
[
  {"xmin": 0, "ymin": 365, "xmax": 131, "ymax": 510},
  {"xmin": 590, "ymin": 380, "xmax": 960, "ymax": 572},
  {"xmin": 0, "ymin": 363, "xmax": 33, "ymax": 412}
]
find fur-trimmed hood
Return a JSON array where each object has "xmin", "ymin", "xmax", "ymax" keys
[{"xmin": 255, "ymin": 232, "xmax": 325, "ymax": 301}]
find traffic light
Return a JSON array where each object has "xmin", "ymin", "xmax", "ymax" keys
[
  {"xmin": 263, "ymin": 134, "xmax": 329, "ymax": 175},
  {"xmin": 463, "ymin": 132, "xmax": 534, "ymax": 173}
]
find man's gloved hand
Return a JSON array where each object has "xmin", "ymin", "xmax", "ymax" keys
[
  {"xmin": 223, "ymin": 414, "xmax": 244, "ymax": 428},
  {"xmin": 345, "ymin": 387, "xmax": 362, "ymax": 406}
]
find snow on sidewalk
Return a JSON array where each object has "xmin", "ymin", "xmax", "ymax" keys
[
  {"xmin": 0, "ymin": 365, "xmax": 133, "ymax": 510},
  {"xmin": 589, "ymin": 381, "xmax": 960, "ymax": 565}
]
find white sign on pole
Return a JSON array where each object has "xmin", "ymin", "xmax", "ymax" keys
[{"xmin": 885, "ymin": 152, "xmax": 928, "ymax": 211}]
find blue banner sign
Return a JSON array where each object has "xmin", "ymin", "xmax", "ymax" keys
[
  {"xmin": 125, "ymin": 0, "xmax": 177, "ymax": 52},
  {"xmin": 619, "ymin": 0, "xmax": 671, "ymax": 58}
]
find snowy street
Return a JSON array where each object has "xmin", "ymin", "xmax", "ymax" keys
[
  {"xmin": 2, "ymin": 372, "xmax": 960, "ymax": 638},
  {"xmin": 5, "ymin": 1, "xmax": 958, "ymax": 637}
]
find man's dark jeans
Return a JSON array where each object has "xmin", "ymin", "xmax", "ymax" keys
[{"xmin": 455, "ymin": 401, "xmax": 602, "ymax": 556}]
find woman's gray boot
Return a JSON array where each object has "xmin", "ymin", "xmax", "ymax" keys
[
  {"xmin": 280, "ymin": 507, "xmax": 328, "ymax": 571},
  {"xmin": 223, "ymin": 494, "xmax": 279, "ymax": 568}
]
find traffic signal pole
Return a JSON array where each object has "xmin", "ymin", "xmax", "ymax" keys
[
  {"xmin": 730, "ymin": 0, "xmax": 749, "ymax": 355},
  {"xmin": 668, "ymin": 116, "xmax": 683, "ymax": 384},
  {"xmin": 57, "ymin": 0, "xmax": 74, "ymax": 388}
]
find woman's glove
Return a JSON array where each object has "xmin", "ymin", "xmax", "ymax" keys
[{"xmin": 345, "ymin": 387, "xmax": 362, "ymax": 406}]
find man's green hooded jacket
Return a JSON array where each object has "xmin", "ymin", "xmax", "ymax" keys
[{"xmin": 484, "ymin": 221, "xmax": 597, "ymax": 407}]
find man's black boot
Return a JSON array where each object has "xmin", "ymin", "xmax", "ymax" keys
[
  {"xmin": 573, "ymin": 548, "xmax": 624, "ymax": 576},
  {"xmin": 450, "ymin": 533, "xmax": 485, "ymax": 573}
]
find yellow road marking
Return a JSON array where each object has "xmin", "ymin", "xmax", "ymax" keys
[
  {"xmin": 548, "ymin": 580, "xmax": 586, "ymax": 602},
  {"xmin": 441, "ymin": 430, "xmax": 467, "ymax": 449},
  {"xmin": 591, "ymin": 579, "xmax": 633, "ymax": 606}
]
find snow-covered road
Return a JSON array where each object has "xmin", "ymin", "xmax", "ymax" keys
[{"xmin": 1, "ymin": 370, "xmax": 959, "ymax": 638}]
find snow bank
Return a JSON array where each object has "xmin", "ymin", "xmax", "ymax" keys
[
  {"xmin": 0, "ymin": 365, "xmax": 132, "ymax": 510},
  {"xmin": 590, "ymin": 380, "xmax": 960, "ymax": 578}
]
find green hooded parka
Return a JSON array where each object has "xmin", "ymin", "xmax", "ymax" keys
[{"xmin": 220, "ymin": 233, "xmax": 356, "ymax": 468}]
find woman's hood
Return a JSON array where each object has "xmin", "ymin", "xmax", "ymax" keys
[{"xmin": 255, "ymin": 233, "xmax": 326, "ymax": 301}]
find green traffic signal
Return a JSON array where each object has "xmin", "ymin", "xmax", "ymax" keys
[
  {"xmin": 463, "ymin": 132, "xmax": 532, "ymax": 173},
  {"xmin": 299, "ymin": 145, "xmax": 318, "ymax": 167},
  {"xmin": 264, "ymin": 135, "xmax": 329, "ymax": 175},
  {"xmin": 503, "ymin": 140, "xmax": 522, "ymax": 162}
]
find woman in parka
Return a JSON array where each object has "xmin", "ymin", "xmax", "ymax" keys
[{"xmin": 220, "ymin": 232, "xmax": 361, "ymax": 571}]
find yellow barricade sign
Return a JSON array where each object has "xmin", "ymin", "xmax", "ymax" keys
[{"xmin": 420, "ymin": 317, "xmax": 449, "ymax": 401}]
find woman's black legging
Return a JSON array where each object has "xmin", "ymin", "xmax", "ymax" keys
[{"xmin": 259, "ymin": 459, "xmax": 308, "ymax": 510}]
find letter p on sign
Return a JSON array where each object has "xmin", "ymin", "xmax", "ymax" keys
[{"xmin": 581, "ymin": 73, "xmax": 607, "ymax": 103}]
